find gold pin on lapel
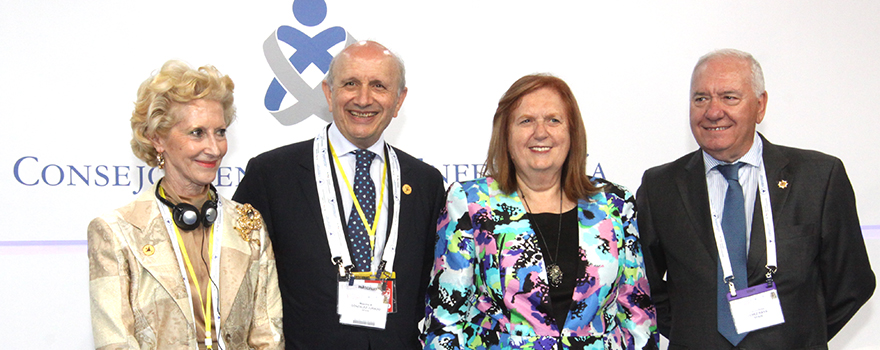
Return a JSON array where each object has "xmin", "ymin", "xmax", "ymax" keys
[
  {"xmin": 777, "ymin": 180, "xmax": 789, "ymax": 189},
  {"xmin": 142, "ymin": 244, "xmax": 155, "ymax": 256},
  {"xmin": 402, "ymin": 184, "xmax": 412, "ymax": 195},
  {"xmin": 235, "ymin": 203, "xmax": 263, "ymax": 246}
]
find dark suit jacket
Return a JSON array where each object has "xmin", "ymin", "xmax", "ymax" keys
[
  {"xmin": 233, "ymin": 138, "xmax": 446, "ymax": 350},
  {"xmin": 636, "ymin": 135, "xmax": 874, "ymax": 350}
]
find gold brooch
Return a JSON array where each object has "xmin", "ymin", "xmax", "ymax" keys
[
  {"xmin": 402, "ymin": 184, "xmax": 412, "ymax": 195},
  {"xmin": 142, "ymin": 244, "xmax": 155, "ymax": 256},
  {"xmin": 235, "ymin": 204, "xmax": 262, "ymax": 246},
  {"xmin": 777, "ymin": 180, "xmax": 789, "ymax": 189}
]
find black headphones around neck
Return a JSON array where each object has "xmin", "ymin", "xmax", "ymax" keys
[{"xmin": 155, "ymin": 179, "xmax": 218, "ymax": 231}]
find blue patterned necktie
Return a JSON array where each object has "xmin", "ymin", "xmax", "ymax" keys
[
  {"xmin": 716, "ymin": 162, "xmax": 749, "ymax": 345},
  {"xmin": 347, "ymin": 149, "xmax": 376, "ymax": 272}
]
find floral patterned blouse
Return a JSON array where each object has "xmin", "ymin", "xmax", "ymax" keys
[{"xmin": 421, "ymin": 177, "xmax": 657, "ymax": 349}]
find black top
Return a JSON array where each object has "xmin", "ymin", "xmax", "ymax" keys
[{"xmin": 528, "ymin": 207, "xmax": 579, "ymax": 330}]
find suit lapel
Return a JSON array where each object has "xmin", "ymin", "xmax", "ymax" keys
[
  {"xmin": 387, "ymin": 145, "xmax": 405, "ymax": 240},
  {"xmin": 747, "ymin": 197, "xmax": 767, "ymax": 279},
  {"xmin": 118, "ymin": 188, "xmax": 194, "ymax": 325},
  {"xmin": 502, "ymin": 189, "xmax": 544, "ymax": 286},
  {"xmin": 300, "ymin": 139, "xmax": 328, "ymax": 232},
  {"xmin": 484, "ymin": 183, "xmax": 558, "ymax": 332},
  {"xmin": 677, "ymin": 152, "xmax": 718, "ymax": 258},
  {"xmin": 761, "ymin": 136, "xmax": 791, "ymax": 217},
  {"xmin": 566, "ymin": 195, "xmax": 608, "ymax": 331},
  {"xmin": 746, "ymin": 136, "xmax": 790, "ymax": 280}
]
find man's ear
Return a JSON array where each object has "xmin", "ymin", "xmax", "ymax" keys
[
  {"xmin": 322, "ymin": 81, "xmax": 333, "ymax": 113},
  {"xmin": 756, "ymin": 91, "xmax": 768, "ymax": 124},
  {"xmin": 392, "ymin": 87, "xmax": 408, "ymax": 118}
]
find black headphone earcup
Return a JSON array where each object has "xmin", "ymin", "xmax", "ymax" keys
[
  {"xmin": 201, "ymin": 200, "xmax": 218, "ymax": 227},
  {"xmin": 172, "ymin": 203, "xmax": 201, "ymax": 231},
  {"xmin": 155, "ymin": 180, "xmax": 219, "ymax": 230}
]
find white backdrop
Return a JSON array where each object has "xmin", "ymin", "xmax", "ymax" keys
[{"xmin": 1, "ymin": 1, "xmax": 878, "ymax": 348}]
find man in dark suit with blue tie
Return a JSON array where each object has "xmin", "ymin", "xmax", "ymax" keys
[
  {"xmin": 637, "ymin": 49, "xmax": 874, "ymax": 349},
  {"xmin": 234, "ymin": 40, "xmax": 445, "ymax": 349}
]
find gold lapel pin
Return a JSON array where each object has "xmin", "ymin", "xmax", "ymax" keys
[
  {"xmin": 142, "ymin": 244, "xmax": 155, "ymax": 256},
  {"xmin": 777, "ymin": 180, "xmax": 789, "ymax": 189},
  {"xmin": 402, "ymin": 184, "xmax": 412, "ymax": 195},
  {"xmin": 235, "ymin": 203, "xmax": 263, "ymax": 246}
]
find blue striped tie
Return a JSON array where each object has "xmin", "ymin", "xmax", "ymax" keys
[
  {"xmin": 347, "ymin": 149, "xmax": 376, "ymax": 272},
  {"xmin": 716, "ymin": 162, "xmax": 749, "ymax": 345}
]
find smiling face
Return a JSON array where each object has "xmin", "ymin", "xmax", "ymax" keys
[
  {"xmin": 508, "ymin": 87, "xmax": 571, "ymax": 182},
  {"xmin": 690, "ymin": 56, "xmax": 767, "ymax": 162},
  {"xmin": 322, "ymin": 42, "xmax": 407, "ymax": 149},
  {"xmin": 152, "ymin": 99, "xmax": 227, "ymax": 195}
]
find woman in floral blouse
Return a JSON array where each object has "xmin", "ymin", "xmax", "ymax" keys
[{"xmin": 421, "ymin": 74, "xmax": 657, "ymax": 350}]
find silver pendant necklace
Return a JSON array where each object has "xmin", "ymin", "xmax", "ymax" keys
[{"xmin": 520, "ymin": 187, "xmax": 564, "ymax": 288}]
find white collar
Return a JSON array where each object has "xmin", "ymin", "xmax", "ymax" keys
[
  {"xmin": 328, "ymin": 123, "xmax": 386, "ymax": 162},
  {"xmin": 702, "ymin": 132, "xmax": 764, "ymax": 175}
]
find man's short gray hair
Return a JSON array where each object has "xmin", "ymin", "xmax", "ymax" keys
[
  {"xmin": 324, "ymin": 44, "xmax": 407, "ymax": 95},
  {"xmin": 693, "ymin": 49, "xmax": 765, "ymax": 98}
]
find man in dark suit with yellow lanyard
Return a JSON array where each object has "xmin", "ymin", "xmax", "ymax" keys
[
  {"xmin": 637, "ymin": 49, "xmax": 874, "ymax": 349},
  {"xmin": 234, "ymin": 40, "xmax": 445, "ymax": 349}
]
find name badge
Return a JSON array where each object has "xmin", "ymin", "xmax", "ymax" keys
[
  {"xmin": 337, "ymin": 274, "xmax": 396, "ymax": 329},
  {"xmin": 727, "ymin": 282, "xmax": 785, "ymax": 333}
]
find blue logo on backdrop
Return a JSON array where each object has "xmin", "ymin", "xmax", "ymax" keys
[
  {"xmin": 263, "ymin": 0, "xmax": 356, "ymax": 125},
  {"xmin": 7, "ymin": 2, "xmax": 617, "ymax": 210}
]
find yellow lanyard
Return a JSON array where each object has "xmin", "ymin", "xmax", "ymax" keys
[
  {"xmin": 329, "ymin": 141, "xmax": 386, "ymax": 250},
  {"xmin": 159, "ymin": 187, "xmax": 215, "ymax": 349}
]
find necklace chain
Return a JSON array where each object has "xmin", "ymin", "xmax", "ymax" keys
[{"xmin": 520, "ymin": 187, "xmax": 564, "ymax": 287}]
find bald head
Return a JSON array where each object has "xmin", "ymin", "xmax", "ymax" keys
[{"xmin": 325, "ymin": 40, "xmax": 406, "ymax": 95}]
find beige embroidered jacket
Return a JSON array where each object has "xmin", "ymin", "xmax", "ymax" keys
[{"xmin": 88, "ymin": 184, "xmax": 283, "ymax": 349}]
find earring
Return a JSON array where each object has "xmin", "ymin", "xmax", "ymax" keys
[{"xmin": 157, "ymin": 153, "xmax": 165, "ymax": 169}]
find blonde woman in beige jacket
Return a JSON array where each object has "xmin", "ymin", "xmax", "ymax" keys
[{"xmin": 88, "ymin": 60, "xmax": 283, "ymax": 350}]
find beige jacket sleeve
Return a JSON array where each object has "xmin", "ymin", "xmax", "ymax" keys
[
  {"xmin": 245, "ymin": 222, "xmax": 284, "ymax": 349},
  {"xmin": 88, "ymin": 215, "xmax": 143, "ymax": 349}
]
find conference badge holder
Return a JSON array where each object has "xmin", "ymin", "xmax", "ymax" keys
[
  {"xmin": 316, "ymin": 132, "xmax": 405, "ymax": 330},
  {"xmin": 716, "ymin": 162, "xmax": 786, "ymax": 334},
  {"xmin": 337, "ymin": 263, "xmax": 397, "ymax": 330},
  {"xmin": 727, "ymin": 277, "xmax": 785, "ymax": 334}
]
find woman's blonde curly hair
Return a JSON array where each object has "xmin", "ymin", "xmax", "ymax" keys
[{"xmin": 130, "ymin": 60, "xmax": 235, "ymax": 167}]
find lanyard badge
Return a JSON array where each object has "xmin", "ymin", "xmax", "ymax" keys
[
  {"xmin": 313, "ymin": 127, "xmax": 403, "ymax": 329},
  {"xmin": 337, "ymin": 269, "xmax": 398, "ymax": 329},
  {"xmin": 727, "ymin": 282, "xmax": 785, "ymax": 333},
  {"xmin": 712, "ymin": 160, "xmax": 785, "ymax": 334}
]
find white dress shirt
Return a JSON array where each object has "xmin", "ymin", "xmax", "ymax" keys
[
  {"xmin": 327, "ymin": 123, "xmax": 390, "ymax": 272},
  {"xmin": 702, "ymin": 132, "xmax": 764, "ymax": 252}
]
